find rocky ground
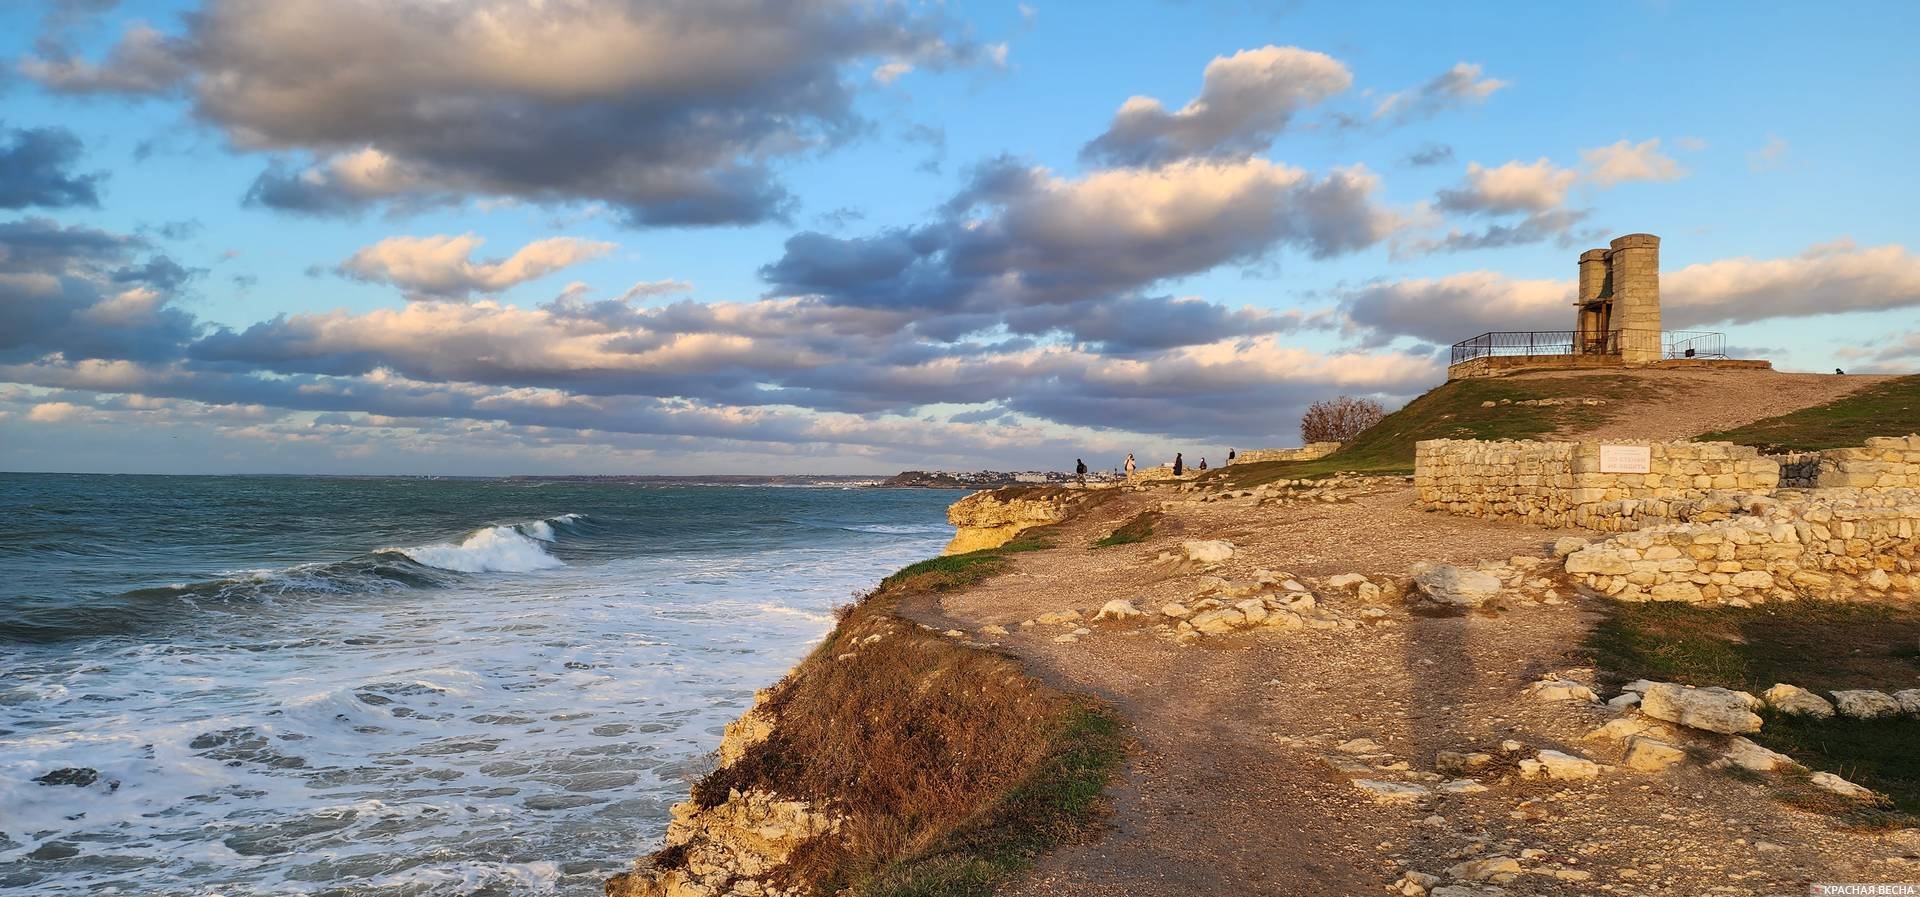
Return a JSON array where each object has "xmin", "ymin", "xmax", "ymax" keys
[
  {"xmin": 898, "ymin": 480, "xmax": 1917, "ymax": 897},
  {"xmin": 1523, "ymin": 368, "xmax": 1892, "ymax": 442}
]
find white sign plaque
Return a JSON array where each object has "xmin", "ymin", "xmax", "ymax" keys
[{"xmin": 1598, "ymin": 444, "xmax": 1652, "ymax": 474}]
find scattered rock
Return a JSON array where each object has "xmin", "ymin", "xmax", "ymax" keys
[
  {"xmin": 1607, "ymin": 692, "xmax": 1641, "ymax": 708},
  {"xmin": 1336, "ymin": 737, "xmax": 1385, "ymax": 755},
  {"xmin": 1051, "ymin": 633, "xmax": 1079, "ymax": 644},
  {"xmin": 1640, "ymin": 683, "xmax": 1763, "ymax": 734},
  {"xmin": 1585, "ymin": 716, "xmax": 1673, "ymax": 743},
  {"xmin": 1393, "ymin": 870, "xmax": 1440, "ymax": 896},
  {"xmin": 979, "ymin": 624, "xmax": 1009, "ymax": 636},
  {"xmin": 1353, "ymin": 779, "xmax": 1428, "ymax": 802},
  {"xmin": 1035, "ymin": 609, "xmax": 1082, "ymax": 625},
  {"xmin": 1810, "ymin": 771, "xmax": 1876, "ymax": 800},
  {"xmin": 1435, "ymin": 751, "xmax": 1492, "ymax": 776},
  {"xmin": 1831, "ymin": 689, "xmax": 1903, "ymax": 719},
  {"xmin": 1531, "ymin": 749, "xmax": 1600, "ymax": 781},
  {"xmin": 1159, "ymin": 602, "xmax": 1192, "ymax": 618},
  {"xmin": 1524, "ymin": 679, "xmax": 1597, "ymax": 703},
  {"xmin": 1762, "ymin": 683, "xmax": 1835, "ymax": 718},
  {"xmin": 1437, "ymin": 778, "xmax": 1488, "ymax": 794},
  {"xmin": 1623, "ymin": 737, "xmax": 1688, "ymax": 772},
  {"xmin": 1093, "ymin": 599, "xmax": 1144, "ymax": 621},
  {"xmin": 1188, "ymin": 608, "xmax": 1245, "ymax": 635},
  {"xmin": 1408, "ymin": 563, "xmax": 1503, "ymax": 608},
  {"xmin": 1714, "ymin": 737, "xmax": 1795, "ymax": 773},
  {"xmin": 1446, "ymin": 856, "xmax": 1521, "ymax": 882},
  {"xmin": 1897, "ymin": 689, "xmax": 1920, "ymax": 716},
  {"xmin": 1176, "ymin": 540, "xmax": 1235, "ymax": 566},
  {"xmin": 33, "ymin": 767, "xmax": 99, "ymax": 788},
  {"xmin": 1326, "ymin": 572, "xmax": 1370, "ymax": 590}
]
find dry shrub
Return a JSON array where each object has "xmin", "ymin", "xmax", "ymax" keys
[{"xmin": 1300, "ymin": 395, "xmax": 1385, "ymax": 444}]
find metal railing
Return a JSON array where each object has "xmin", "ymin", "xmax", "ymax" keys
[{"xmin": 1449, "ymin": 330, "xmax": 1725, "ymax": 366}]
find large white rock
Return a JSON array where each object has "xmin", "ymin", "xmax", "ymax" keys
[
  {"xmin": 1810, "ymin": 771, "xmax": 1876, "ymax": 800},
  {"xmin": 1093, "ymin": 599, "xmax": 1144, "ymax": 621},
  {"xmin": 1640, "ymin": 683, "xmax": 1763, "ymax": 734},
  {"xmin": 1831, "ymin": 689, "xmax": 1903, "ymax": 719},
  {"xmin": 1896, "ymin": 689, "xmax": 1920, "ymax": 716},
  {"xmin": 1179, "ymin": 540, "xmax": 1236, "ymax": 565},
  {"xmin": 1525, "ymin": 679, "xmax": 1597, "ymax": 703},
  {"xmin": 1623, "ymin": 737, "xmax": 1688, "ymax": 772},
  {"xmin": 1353, "ymin": 779, "xmax": 1428, "ymax": 802},
  {"xmin": 1408, "ymin": 563, "xmax": 1502, "ymax": 607},
  {"xmin": 1446, "ymin": 857, "xmax": 1521, "ymax": 882},
  {"xmin": 1533, "ymin": 749, "xmax": 1600, "ymax": 781},
  {"xmin": 1187, "ymin": 608, "xmax": 1245, "ymax": 634},
  {"xmin": 1715, "ymin": 737, "xmax": 1795, "ymax": 773},
  {"xmin": 1552, "ymin": 536, "xmax": 1591, "ymax": 557},
  {"xmin": 1762, "ymin": 683, "xmax": 1835, "ymax": 718}
]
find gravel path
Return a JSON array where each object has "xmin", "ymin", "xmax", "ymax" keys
[{"xmin": 899, "ymin": 484, "xmax": 1915, "ymax": 897}]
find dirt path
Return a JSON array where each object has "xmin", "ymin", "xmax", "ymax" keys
[
  {"xmin": 899, "ymin": 485, "xmax": 1915, "ymax": 897},
  {"xmin": 1515, "ymin": 368, "xmax": 1889, "ymax": 441}
]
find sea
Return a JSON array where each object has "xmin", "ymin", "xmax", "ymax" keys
[{"xmin": 0, "ymin": 473, "xmax": 958, "ymax": 896}]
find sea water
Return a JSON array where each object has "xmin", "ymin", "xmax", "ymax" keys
[{"xmin": 0, "ymin": 474, "xmax": 956, "ymax": 896}]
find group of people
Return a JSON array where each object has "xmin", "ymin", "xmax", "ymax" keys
[{"xmin": 1097, "ymin": 448, "xmax": 1235, "ymax": 480}]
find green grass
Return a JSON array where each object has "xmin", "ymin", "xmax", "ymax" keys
[
  {"xmin": 1091, "ymin": 511, "xmax": 1159, "ymax": 549},
  {"xmin": 1584, "ymin": 601, "xmax": 1920, "ymax": 692},
  {"xmin": 1200, "ymin": 374, "xmax": 1660, "ymax": 488},
  {"xmin": 1698, "ymin": 374, "xmax": 1920, "ymax": 452},
  {"xmin": 854, "ymin": 705, "xmax": 1128, "ymax": 897},
  {"xmin": 1584, "ymin": 600, "xmax": 1920, "ymax": 821},
  {"xmin": 877, "ymin": 530, "xmax": 1056, "ymax": 593}
]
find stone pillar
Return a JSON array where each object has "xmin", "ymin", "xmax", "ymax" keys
[
  {"xmin": 1607, "ymin": 233, "xmax": 1661, "ymax": 364},
  {"xmin": 1576, "ymin": 248, "xmax": 1610, "ymax": 354}
]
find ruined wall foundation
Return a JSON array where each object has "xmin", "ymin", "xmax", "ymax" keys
[{"xmin": 1229, "ymin": 443, "xmax": 1340, "ymax": 465}]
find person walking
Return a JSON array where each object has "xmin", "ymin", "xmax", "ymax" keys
[
  {"xmin": 1172, "ymin": 452, "xmax": 1184, "ymax": 477},
  {"xmin": 1124, "ymin": 453, "xmax": 1136, "ymax": 477},
  {"xmin": 1197, "ymin": 457, "xmax": 1208, "ymax": 470},
  {"xmin": 1227, "ymin": 448, "xmax": 1236, "ymax": 463},
  {"xmin": 1075, "ymin": 458, "xmax": 1088, "ymax": 484}
]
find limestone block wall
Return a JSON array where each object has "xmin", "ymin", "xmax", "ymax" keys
[
  {"xmin": 1229, "ymin": 443, "xmax": 1340, "ymax": 465},
  {"xmin": 1814, "ymin": 436, "xmax": 1920, "ymax": 490},
  {"xmin": 1414, "ymin": 438, "xmax": 1780, "ymax": 532},
  {"xmin": 1563, "ymin": 489, "xmax": 1920, "ymax": 605},
  {"xmin": 1127, "ymin": 465, "xmax": 1184, "ymax": 483}
]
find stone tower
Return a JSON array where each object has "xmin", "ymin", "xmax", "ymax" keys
[
  {"xmin": 1573, "ymin": 233, "xmax": 1662, "ymax": 364},
  {"xmin": 1608, "ymin": 233, "xmax": 1662, "ymax": 364}
]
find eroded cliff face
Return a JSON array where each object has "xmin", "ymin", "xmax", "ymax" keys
[
  {"xmin": 944, "ymin": 487, "xmax": 1076, "ymax": 554},
  {"xmin": 606, "ymin": 694, "xmax": 839, "ymax": 897}
]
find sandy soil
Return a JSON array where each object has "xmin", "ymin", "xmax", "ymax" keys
[
  {"xmin": 1512, "ymin": 367, "xmax": 1891, "ymax": 442},
  {"xmin": 898, "ymin": 485, "xmax": 1917, "ymax": 897}
]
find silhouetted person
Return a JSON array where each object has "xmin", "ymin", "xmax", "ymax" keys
[
  {"xmin": 1836, "ymin": 368, "xmax": 1846, "ymax": 375},
  {"xmin": 1075, "ymin": 458, "xmax": 1088, "ymax": 483},
  {"xmin": 1227, "ymin": 449, "xmax": 1236, "ymax": 463},
  {"xmin": 1172, "ymin": 453, "xmax": 1184, "ymax": 476},
  {"xmin": 1124, "ymin": 453, "xmax": 1136, "ymax": 477},
  {"xmin": 1197, "ymin": 457, "xmax": 1208, "ymax": 470}
]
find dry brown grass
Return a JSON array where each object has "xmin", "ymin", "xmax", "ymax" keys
[{"xmin": 649, "ymin": 554, "xmax": 1124, "ymax": 896}]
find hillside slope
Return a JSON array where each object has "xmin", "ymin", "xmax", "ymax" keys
[{"xmin": 1210, "ymin": 368, "xmax": 1892, "ymax": 487}]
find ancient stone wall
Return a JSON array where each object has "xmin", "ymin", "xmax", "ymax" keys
[
  {"xmin": 1127, "ymin": 465, "xmax": 1184, "ymax": 484},
  {"xmin": 1813, "ymin": 436, "xmax": 1920, "ymax": 490},
  {"xmin": 1229, "ymin": 443, "xmax": 1340, "ymax": 465},
  {"xmin": 1563, "ymin": 488, "xmax": 1920, "ymax": 605},
  {"xmin": 1414, "ymin": 438, "xmax": 1780, "ymax": 531}
]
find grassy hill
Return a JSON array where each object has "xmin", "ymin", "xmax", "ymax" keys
[
  {"xmin": 1696, "ymin": 374, "xmax": 1920, "ymax": 452},
  {"xmin": 1204, "ymin": 373, "xmax": 1664, "ymax": 487}
]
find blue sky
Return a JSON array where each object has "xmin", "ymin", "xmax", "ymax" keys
[{"xmin": 2, "ymin": 0, "xmax": 1916, "ymax": 475}]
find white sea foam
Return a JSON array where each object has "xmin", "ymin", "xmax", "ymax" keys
[
  {"xmin": 0, "ymin": 498, "xmax": 949, "ymax": 896},
  {"xmin": 399, "ymin": 524, "xmax": 565, "ymax": 573}
]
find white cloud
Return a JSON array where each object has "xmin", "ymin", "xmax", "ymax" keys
[
  {"xmin": 1436, "ymin": 158, "xmax": 1577, "ymax": 215},
  {"xmin": 336, "ymin": 234, "xmax": 615, "ymax": 299},
  {"xmin": 1749, "ymin": 134, "xmax": 1791, "ymax": 172},
  {"xmin": 1081, "ymin": 45, "xmax": 1352, "ymax": 165},
  {"xmin": 1581, "ymin": 139, "xmax": 1686, "ymax": 187},
  {"xmin": 1664, "ymin": 239, "xmax": 1920, "ymax": 326},
  {"xmin": 1372, "ymin": 62, "xmax": 1508, "ymax": 124}
]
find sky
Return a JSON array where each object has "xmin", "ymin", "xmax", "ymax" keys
[{"xmin": 1, "ymin": 0, "xmax": 1916, "ymax": 476}]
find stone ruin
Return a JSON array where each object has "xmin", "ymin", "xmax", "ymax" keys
[
  {"xmin": 1415, "ymin": 436, "xmax": 1920, "ymax": 605},
  {"xmin": 1447, "ymin": 233, "xmax": 1769, "ymax": 379}
]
